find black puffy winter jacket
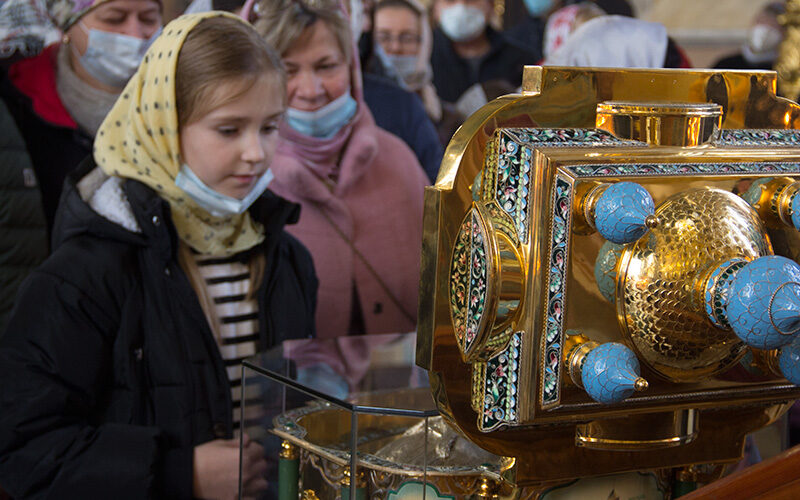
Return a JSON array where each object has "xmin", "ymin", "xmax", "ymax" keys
[{"xmin": 0, "ymin": 158, "xmax": 317, "ymax": 499}]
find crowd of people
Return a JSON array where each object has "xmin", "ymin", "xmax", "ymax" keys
[{"xmin": 0, "ymin": 0, "xmax": 790, "ymax": 497}]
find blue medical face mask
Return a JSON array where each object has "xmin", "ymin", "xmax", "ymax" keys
[
  {"xmin": 523, "ymin": 0, "xmax": 554, "ymax": 17},
  {"xmin": 285, "ymin": 90, "xmax": 358, "ymax": 139},
  {"xmin": 76, "ymin": 23, "xmax": 161, "ymax": 88},
  {"xmin": 174, "ymin": 164, "xmax": 274, "ymax": 218}
]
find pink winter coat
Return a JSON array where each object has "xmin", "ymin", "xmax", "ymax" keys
[{"xmin": 269, "ymin": 108, "xmax": 429, "ymax": 339}]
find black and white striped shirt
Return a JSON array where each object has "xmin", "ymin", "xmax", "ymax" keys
[{"xmin": 195, "ymin": 254, "xmax": 264, "ymax": 432}]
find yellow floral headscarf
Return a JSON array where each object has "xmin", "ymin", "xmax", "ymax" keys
[{"xmin": 94, "ymin": 12, "xmax": 265, "ymax": 255}]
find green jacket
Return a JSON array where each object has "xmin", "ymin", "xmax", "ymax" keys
[{"xmin": 0, "ymin": 99, "xmax": 47, "ymax": 334}]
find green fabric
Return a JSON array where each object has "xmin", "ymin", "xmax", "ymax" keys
[
  {"xmin": 278, "ymin": 457, "xmax": 299, "ymax": 500},
  {"xmin": 0, "ymin": 98, "xmax": 48, "ymax": 334},
  {"xmin": 672, "ymin": 480, "xmax": 697, "ymax": 498},
  {"xmin": 341, "ymin": 485, "xmax": 367, "ymax": 500}
]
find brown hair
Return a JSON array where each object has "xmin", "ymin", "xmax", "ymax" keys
[
  {"xmin": 176, "ymin": 16, "xmax": 287, "ymax": 126},
  {"xmin": 573, "ymin": 2, "xmax": 606, "ymax": 31},
  {"xmin": 254, "ymin": 0, "xmax": 353, "ymax": 61},
  {"xmin": 175, "ymin": 16, "xmax": 276, "ymax": 338}
]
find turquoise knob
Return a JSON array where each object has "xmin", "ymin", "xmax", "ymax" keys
[
  {"xmin": 716, "ymin": 256, "xmax": 800, "ymax": 350},
  {"xmin": 740, "ymin": 177, "xmax": 771, "ymax": 207},
  {"xmin": 779, "ymin": 337, "xmax": 800, "ymax": 385},
  {"xmin": 594, "ymin": 182, "xmax": 655, "ymax": 244},
  {"xmin": 791, "ymin": 190, "xmax": 800, "ymax": 231},
  {"xmin": 582, "ymin": 342, "xmax": 647, "ymax": 404},
  {"xmin": 594, "ymin": 241, "xmax": 624, "ymax": 303}
]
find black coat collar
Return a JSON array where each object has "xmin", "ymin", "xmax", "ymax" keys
[{"xmin": 53, "ymin": 156, "xmax": 301, "ymax": 259}]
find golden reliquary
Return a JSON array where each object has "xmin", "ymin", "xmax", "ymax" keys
[
  {"xmin": 267, "ymin": 66, "xmax": 800, "ymax": 500},
  {"xmin": 416, "ymin": 65, "xmax": 800, "ymax": 490}
]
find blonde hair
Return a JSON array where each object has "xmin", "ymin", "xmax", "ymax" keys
[
  {"xmin": 175, "ymin": 16, "xmax": 275, "ymax": 338},
  {"xmin": 254, "ymin": 0, "xmax": 353, "ymax": 61},
  {"xmin": 176, "ymin": 16, "xmax": 287, "ymax": 126}
]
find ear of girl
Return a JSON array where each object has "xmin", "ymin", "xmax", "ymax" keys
[{"xmin": 93, "ymin": 11, "xmax": 265, "ymax": 255}]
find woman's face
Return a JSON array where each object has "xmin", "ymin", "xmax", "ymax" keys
[
  {"xmin": 282, "ymin": 21, "xmax": 351, "ymax": 112},
  {"xmin": 66, "ymin": 0, "xmax": 162, "ymax": 90},
  {"xmin": 67, "ymin": 0, "xmax": 161, "ymax": 52},
  {"xmin": 179, "ymin": 76, "xmax": 285, "ymax": 200},
  {"xmin": 374, "ymin": 6, "xmax": 421, "ymax": 57}
]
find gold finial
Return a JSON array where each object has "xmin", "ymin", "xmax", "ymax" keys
[
  {"xmin": 676, "ymin": 465, "xmax": 698, "ymax": 482},
  {"xmin": 280, "ymin": 440, "xmax": 299, "ymax": 460},
  {"xmin": 565, "ymin": 336, "xmax": 599, "ymax": 389},
  {"xmin": 477, "ymin": 477, "xmax": 501, "ymax": 498},
  {"xmin": 340, "ymin": 467, "xmax": 366, "ymax": 488},
  {"xmin": 645, "ymin": 214, "xmax": 660, "ymax": 229},
  {"xmin": 634, "ymin": 377, "xmax": 649, "ymax": 392}
]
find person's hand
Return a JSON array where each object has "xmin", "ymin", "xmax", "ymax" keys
[{"xmin": 192, "ymin": 434, "xmax": 268, "ymax": 500}]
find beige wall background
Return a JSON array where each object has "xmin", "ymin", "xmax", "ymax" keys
[{"xmin": 629, "ymin": 0, "xmax": 778, "ymax": 68}]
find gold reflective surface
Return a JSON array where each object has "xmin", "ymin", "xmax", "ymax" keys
[
  {"xmin": 575, "ymin": 409, "xmax": 698, "ymax": 451},
  {"xmin": 777, "ymin": 0, "xmax": 800, "ymax": 100},
  {"xmin": 596, "ymin": 102, "xmax": 722, "ymax": 146},
  {"xmin": 619, "ymin": 188, "xmax": 771, "ymax": 382},
  {"xmin": 418, "ymin": 66, "xmax": 800, "ymax": 485}
]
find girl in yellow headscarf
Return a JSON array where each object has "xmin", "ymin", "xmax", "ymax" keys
[{"xmin": 0, "ymin": 12, "xmax": 317, "ymax": 499}]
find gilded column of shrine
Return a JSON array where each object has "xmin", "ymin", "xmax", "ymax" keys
[{"xmin": 776, "ymin": 0, "xmax": 800, "ymax": 99}]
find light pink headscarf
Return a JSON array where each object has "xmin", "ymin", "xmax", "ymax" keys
[{"xmin": 543, "ymin": 4, "xmax": 580, "ymax": 60}]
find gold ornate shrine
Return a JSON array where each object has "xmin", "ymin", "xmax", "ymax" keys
[
  {"xmin": 261, "ymin": 66, "xmax": 800, "ymax": 500},
  {"xmin": 416, "ymin": 65, "xmax": 800, "ymax": 489}
]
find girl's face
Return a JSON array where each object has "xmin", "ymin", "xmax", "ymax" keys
[
  {"xmin": 282, "ymin": 21, "xmax": 351, "ymax": 112},
  {"xmin": 179, "ymin": 76, "xmax": 285, "ymax": 200}
]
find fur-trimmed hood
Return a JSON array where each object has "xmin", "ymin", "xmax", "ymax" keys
[{"xmin": 52, "ymin": 157, "xmax": 302, "ymax": 254}]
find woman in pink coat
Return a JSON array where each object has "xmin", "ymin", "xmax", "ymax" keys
[{"xmin": 254, "ymin": 0, "xmax": 428, "ymax": 338}]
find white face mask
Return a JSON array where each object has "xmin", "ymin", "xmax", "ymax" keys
[
  {"xmin": 439, "ymin": 4, "xmax": 486, "ymax": 43},
  {"xmin": 384, "ymin": 54, "xmax": 420, "ymax": 86},
  {"xmin": 747, "ymin": 24, "xmax": 782, "ymax": 54},
  {"xmin": 742, "ymin": 24, "xmax": 783, "ymax": 64},
  {"xmin": 76, "ymin": 23, "xmax": 160, "ymax": 88},
  {"xmin": 174, "ymin": 164, "xmax": 274, "ymax": 217}
]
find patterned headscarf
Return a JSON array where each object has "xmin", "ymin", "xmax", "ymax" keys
[
  {"xmin": 542, "ymin": 4, "xmax": 580, "ymax": 60},
  {"xmin": 0, "ymin": 0, "xmax": 111, "ymax": 58},
  {"xmin": 94, "ymin": 12, "xmax": 267, "ymax": 255}
]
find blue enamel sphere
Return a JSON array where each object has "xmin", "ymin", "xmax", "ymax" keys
[
  {"xmin": 594, "ymin": 182, "xmax": 655, "ymax": 244},
  {"xmin": 594, "ymin": 241, "xmax": 624, "ymax": 304},
  {"xmin": 582, "ymin": 342, "xmax": 642, "ymax": 404},
  {"xmin": 780, "ymin": 337, "xmax": 800, "ymax": 385},
  {"xmin": 726, "ymin": 255, "xmax": 800, "ymax": 350},
  {"xmin": 791, "ymin": 190, "xmax": 800, "ymax": 231}
]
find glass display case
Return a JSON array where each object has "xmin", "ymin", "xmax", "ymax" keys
[{"xmin": 238, "ymin": 333, "xmax": 513, "ymax": 500}]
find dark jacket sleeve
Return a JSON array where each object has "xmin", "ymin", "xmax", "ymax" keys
[
  {"xmin": 406, "ymin": 93, "xmax": 444, "ymax": 183},
  {"xmin": 362, "ymin": 75, "xmax": 442, "ymax": 183},
  {"xmin": 0, "ymin": 270, "xmax": 187, "ymax": 499},
  {"xmin": 0, "ymin": 99, "xmax": 48, "ymax": 334}
]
